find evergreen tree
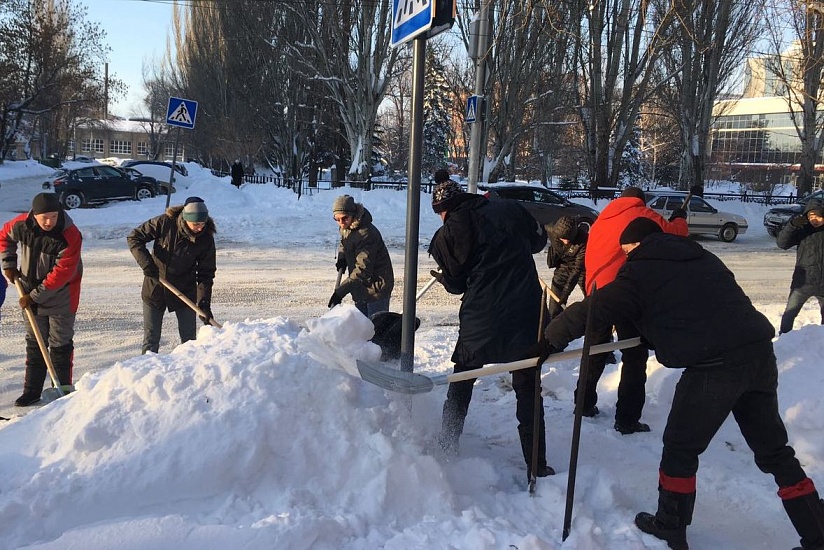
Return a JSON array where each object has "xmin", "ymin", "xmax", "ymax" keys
[{"xmin": 422, "ymin": 47, "xmax": 452, "ymax": 176}]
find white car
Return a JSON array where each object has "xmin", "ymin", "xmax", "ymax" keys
[{"xmin": 644, "ymin": 191, "xmax": 748, "ymax": 242}]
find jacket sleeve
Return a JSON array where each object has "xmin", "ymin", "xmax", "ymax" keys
[
  {"xmin": 127, "ymin": 216, "xmax": 162, "ymax": 273},
  {"xmin": 556, "ymin": 245, "xmax": 586, "ymax": 303},
  {"xmin": 337, "ymin": 228, "xmax": 382, "ymax": 298},
  {"xmin": 650, "ymin": 210, "xmax": 689, "ymax": 236},
  {"xmin": 195, "ymin": 236, "xmax": 216, "ymax": 304},
  {"xmin": 0, "ymin": 214, "xmax": 25, "ymax": 272},
  {"xmin": 776, "ymin": 222, "xmax": 804, "ymax": 250}
]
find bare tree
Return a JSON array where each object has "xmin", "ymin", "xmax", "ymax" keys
[
  {"xmin": 764, "ymin": 0, "xmax": 824, "ymax": 196},
  {"xmin": 654, "ymin": 0, "xmax": 763, "ymax": 191}
]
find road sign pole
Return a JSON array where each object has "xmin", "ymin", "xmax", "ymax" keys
[
  {"xmin": 164, "ymin": 127, "xmax": 181, "ymax": 210},
  {"xmin": 400, "ymin": 36, "xmax": 426, "ymax": 373},
  {"xmin": 467, "ymin": 0, "xmax": 490, "ymax": 194}
]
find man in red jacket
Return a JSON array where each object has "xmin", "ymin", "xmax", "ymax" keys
[
  {"xmin": 1, "ymin": 193, "xmax": 83, "ymax": 407},
  {"xmin": 580, "ymin": 186, "xmax": 688, "ymax": 434}
]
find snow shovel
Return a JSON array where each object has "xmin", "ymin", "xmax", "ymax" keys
[
  {"xmin": 356, "ymin": 336, "xmax": 642, "ymax": 395},
  {"xmin": 159, "ymin": 277, "xmax": 223, "ymax": 329},
  {"xmin": 13, "ymin": 279, "xmax": 68, "ymax": 400},
  {"xmin": 369, "ymin": 273, "xmax": 439, "ymax": 360}
]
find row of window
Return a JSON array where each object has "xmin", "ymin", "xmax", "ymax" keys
[
  {"xmin": 709, "ymin": 114, "xmax": 824, "ymax": 165},
  {"xmin": 71, "ymin": 139, "xmax": 177, "ymax": 158}
]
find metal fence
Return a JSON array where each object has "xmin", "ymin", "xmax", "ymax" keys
[{"xmin": 210, "ymin": 170, "xmax": 799, "ymax": 205}]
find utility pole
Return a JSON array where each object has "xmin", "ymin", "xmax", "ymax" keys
[{"xmin": 467, "ymin": 0, "xmax": 491, "ymax": 194}]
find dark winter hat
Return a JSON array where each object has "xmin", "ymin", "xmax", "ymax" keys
[
  {"xmin": 619, "ymin": 217, "xmax": 663, "ymax": 245},
  {"xmin": 181, "ymin": 196, "xmax": 209, "ymax": 222},
  {"xmin": 332, "ymin": 195, "xmax": 357, "ymax": 215},
  {"xmin": 431, "ymin": 180, "xmax": 464, "ymax": 214},
  {"xmin": 553, "ymin": 216, "xmax": 578, "ymax": 241},
  {"xmin": 433, "ymin": 169, "xmax": 451, "ymax": 184},
  {"xmin": 804, "ymin": 199, "xmax": 824, "ymax": 218},
  {"xmin": 31, "ymin": 192, "xmax": 61, "ymax": 215},
  {"xmin": 620, "ymin": 186, "xmax": 646, "ymax": 200}
]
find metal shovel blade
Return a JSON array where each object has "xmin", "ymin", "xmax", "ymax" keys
[{"xmin": 356, "ymin": 360, "xmax": 436, "ymax": 394}]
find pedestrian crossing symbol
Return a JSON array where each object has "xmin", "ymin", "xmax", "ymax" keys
[
  {"xmin": 166, "ymin": 97, "xmax": 198, "ymax": 130},
  {"xmin": 466, "ymin": 95, "xmax": 479, "ymax": 123}
]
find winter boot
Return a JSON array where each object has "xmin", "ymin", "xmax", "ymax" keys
[
  {"xmin": 782, "ymin": 488, "xmax": 824, "ymax": 550},
  {"xmin": 614, "ymin": 420, "xmax": 651, "ymax": 435},
  {"xmin": 16, "ymin": 342, "xmax": 48, "ymax": 407},
  {"xmin": 635, "ymin": 488, "xmax": 695, "ymax": 550},
  {"xmin": 518, "ymin": 423, "xmax": 555, "ymax": 478},
  {"xmin": 49, "ymin": 343, "xmax": 75, "ymax": 389}
]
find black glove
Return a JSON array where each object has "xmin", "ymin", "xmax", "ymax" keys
[
  {"xmin": 335, "ymin": 256, "xmax": 347, "ymax": 271},
  {"xmin": 328, "ymin": 291, "xmax": 343, "ymax": 308},
  {"xmin": 197, "ymin": 299, "xmax": 213, "ymax": 325},
  {"xmin": 525, "ymin": 340, "xmax": 560, "ymax": 367},
  {"xmin": 142, "ymin": 264, "xmax": 159, "ymax": 279},
  {"xmin": 430, "ymin": 269, "xmax": 444, "ymax": 283},
  {"xmin": 668, "ymin": 207, "xmax": 688, "ymax": 222},
  {"xmin": 3, "ymin": 267, "xmax": 19, "ymax": 283},
  {"xmin": 790, "ymin": 214, "xmax": 809, "ymax": 228}
]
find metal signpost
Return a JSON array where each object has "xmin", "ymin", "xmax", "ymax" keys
[{"xmin": 164, "ymin": 97, "xmax": 198, "ymax": 208}]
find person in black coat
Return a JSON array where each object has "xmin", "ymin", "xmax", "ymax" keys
[
  {"xmin": 535, "ymin": 217, "xmax": 824, "ymax": 550},
  {"xmin": 546, "ymin": 215, "xmax": 586, "ymax": 318},
  {"xmin": 428, "ymin": 180, "xmax": 553, "ymax": 478},
  {"xmin": 230, "ymin": 159, "xmax": 244, "ymax": 189},
  {"xmin": 777, "ymin": 199, "xmax": 824, "ymax": 334}
]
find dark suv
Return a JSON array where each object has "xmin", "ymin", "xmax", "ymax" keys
[
  {"xmin": 480, "ymin": 184, "xmax": 600, "ymax": 230},
  {"xmin": 763, "ymin": 190, "xmax": 824, "ymax": 237},
  {"xmin": 46, "ymin": 165, "xmax": 163, "ymax": 209}
]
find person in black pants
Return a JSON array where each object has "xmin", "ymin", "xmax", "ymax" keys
[
  {"xmin": 536, "ymin": 217, "xmax": 824, "ymax": 550},
  {"xmin": 428, "ymin": 180, "xmax": 552, "ymax": 480}
]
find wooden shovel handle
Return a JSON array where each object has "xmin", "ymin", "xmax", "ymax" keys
[{"xmin": 13, "ymin": 279, "xmax": 64, "ymax": 396}]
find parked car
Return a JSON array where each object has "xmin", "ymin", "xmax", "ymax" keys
[
  {"xmin": 120, "ymin": 160, "xmax": 188, "ymax": 191},
  {"xmin": 479, "ymin": 184, "xmax": 600, "ymax": 230},
  {"xmin": 644, "ymin": 191, "xmax": 748, "ymax": 242},
  {"xmin": 763, "ymin": 190, "xmax": 824, "ymax": 237},
  {"xmin": 42, "ymin": 168, "xmax": 68, "ymax": 190},
  {"xmin": 45, "ymin": 165, "xmax": 164, "ymax": 209}
]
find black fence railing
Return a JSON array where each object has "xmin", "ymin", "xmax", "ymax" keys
[{"xmin": 209, "ymin": 170, "xmax": 800, "ymax": 206}]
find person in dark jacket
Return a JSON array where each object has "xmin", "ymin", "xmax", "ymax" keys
[
  {"xmin": 580, "ymin": 186, "xmax": 689, "ymax": 434},
  {"xmin": 329, "ymin": 195, "xmax": 394, "ymax": 317},
  {"xmin": 1, "ymin": 193, "xmax": 83, "ymax": 406},
  {"xmin": 428, "ymin": 180, "xmax": 553, "ymax": 479},
  {"xmin": 546, "ymin": 216, "xmax": 586, "ymax": 318},
  {"xmin": 777, "ymin": 199, "xmax": 824, "ymax": 334},
  {"xmin": 127, "ymin": 196, "xmax": 217, "ymax": 354},
  {"xmin": 230, "ymin": 159, "xmax": 244, "ymax": 189},
  {"xmin": 536, "ymin": 217, "xmax": 824, "ymax": 550}
]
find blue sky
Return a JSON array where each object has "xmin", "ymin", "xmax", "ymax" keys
[{"xmin": 80, "ymin": 0, "xmax": 175, "ymax": 118}]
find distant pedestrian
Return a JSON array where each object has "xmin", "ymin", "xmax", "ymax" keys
[
  {"xmin": 329, "ymin": 195, "xmax": 394, "ymax": 317},
  {"xmin": 776, "ymin": 199, "xmax": 824, "ymax": 334},
  {"xmin": 0, "ymin": 193, "xmax": 83, "ymax": 407},
  {"xmin": 231, "ymin": 159, "xmax": 244, "ymax": 189},
  {"xmin": 127, "ymin": 196, "xmax": 217, "ymax": 354}
]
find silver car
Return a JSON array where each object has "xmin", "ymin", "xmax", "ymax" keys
[{"xmin": 644, "ymin": 192, "xmax": 748, "ymax": 242}]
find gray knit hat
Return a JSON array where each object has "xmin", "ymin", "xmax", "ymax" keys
[
  {"xmin": 181, "ymin": 196, "xmax": 209, "ymax": 222},
  {"xmin": 332, "ymin": 195, "xmax": 357, "ymax": 215}
]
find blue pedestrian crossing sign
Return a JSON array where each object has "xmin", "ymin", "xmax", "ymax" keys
[
  {"xmin": 166, "ymin": 97, "xmax": 198, "ymax": 130},
  {"xmin": 391, "ymin": 0, "xmax": 433, "ymax": 47},
  {"xmin": 466, "ymin": 95, "xmax": 480, "ymax": 123}
]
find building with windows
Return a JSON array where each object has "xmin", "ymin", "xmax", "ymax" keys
[{"xmin": 71, "ymin": 119, "xmax": 183, "ymax": 162}]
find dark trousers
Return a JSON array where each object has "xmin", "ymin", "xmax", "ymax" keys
[
  {"xmin": 780, "ymin": 287, "xmax": 824, "ymax": 334},
  {"xmin": 22, "ymin": 312, "xmax": 75, "ymax": 394},
  {"xmin": 355, "ymin": 295, "xmax": 390, "ymax": 319},
  {"xmin": 581, "ymin": 321, "xmax": 648, "ymax": 424},
  {"xmin": 142, "ymin": 302, "xmax": 196, "ymax": 354},
  {"xmin": 661, "ymin": 341, "xmax": 807, "ymax": 489}
]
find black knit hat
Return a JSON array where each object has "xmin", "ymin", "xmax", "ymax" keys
[
  {"xmin": 31, "ymin": 193, "xmax": 61, "ymax": 214},
  {"xmin": 553, "ymin": 216, "xmax": 578, "ymax": 241},
  {"xmin": 432, "ymin": 181, "xmax": 464, "ymax": 213},
  {"xmin": 619, "ymin": 217, "xmax": 663, "ymax": 245},
  {"xmin": 433, "ymin": 169, "xmax": 451, "ymax": 184}
]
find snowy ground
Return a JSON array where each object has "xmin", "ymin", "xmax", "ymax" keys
[{"xmin": 0, "ymin": 160, "xmax": 822, "ymax": 550}]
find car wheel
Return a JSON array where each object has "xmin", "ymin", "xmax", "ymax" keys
[
  {"xmin": 61, "ymin": 192, "xmax": 83, "ymax": 210},
  {"xmin": 719, "ymin": 223, "xmax": 738, "ymax": 242},
  {"xmin": 135, "ymin": 186, "xmax": 155, "ymax": 200}
]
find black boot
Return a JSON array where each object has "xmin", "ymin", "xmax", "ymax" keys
[
  {"xmin": 518, "ymin": 423, "xmax": 555, "ymax": 478},
  {"xmin": 50, "ymin": 343, "xmax": 74, "ymax": 388},
  {"xmin": 16, "ymin": 342, "xmax": 48, "ymax": 407},
  {"xmin": 783, "ymin": 491, "xmax": 824, "ymax": 550},
  {"xmin": 635, "ymin": 489, "xmax": 694, "ymax": 550}
]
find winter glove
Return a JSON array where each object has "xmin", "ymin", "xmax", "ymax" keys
[
  {"xmin": 525, "ymin": 340, "xmax": 561, "ymax": 367},
  {"xmin": 19, "ymin": 293, "xmax": 35, "ymax": 310},
  {"xmin": 790, "ymin": 214, "xmax": 809, "ymax": 228},
  {"xmin": 328, "ymin": 291, "xmax": 343, "ymax": 309},
  {"xmin": 668, "ymin": 207, "xmax": 688, "ymax": 222},
  {"xmin": 197, "ymin": 299, "xmax": 213, "ymax": 326},
  {"xmin": 335, "ymin": 255, "xmax": 347, "ymax": 272},
  {"xmin": 3, "ymin": 267, "xmax": 19, "ymax": 283},
  {"xmin": 142, "ymin": 264, "xmax": 159, "ymax": 279},
  {"xmin": 430, "ymin": 269, "xmax": 444, "ymax": 283}
]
